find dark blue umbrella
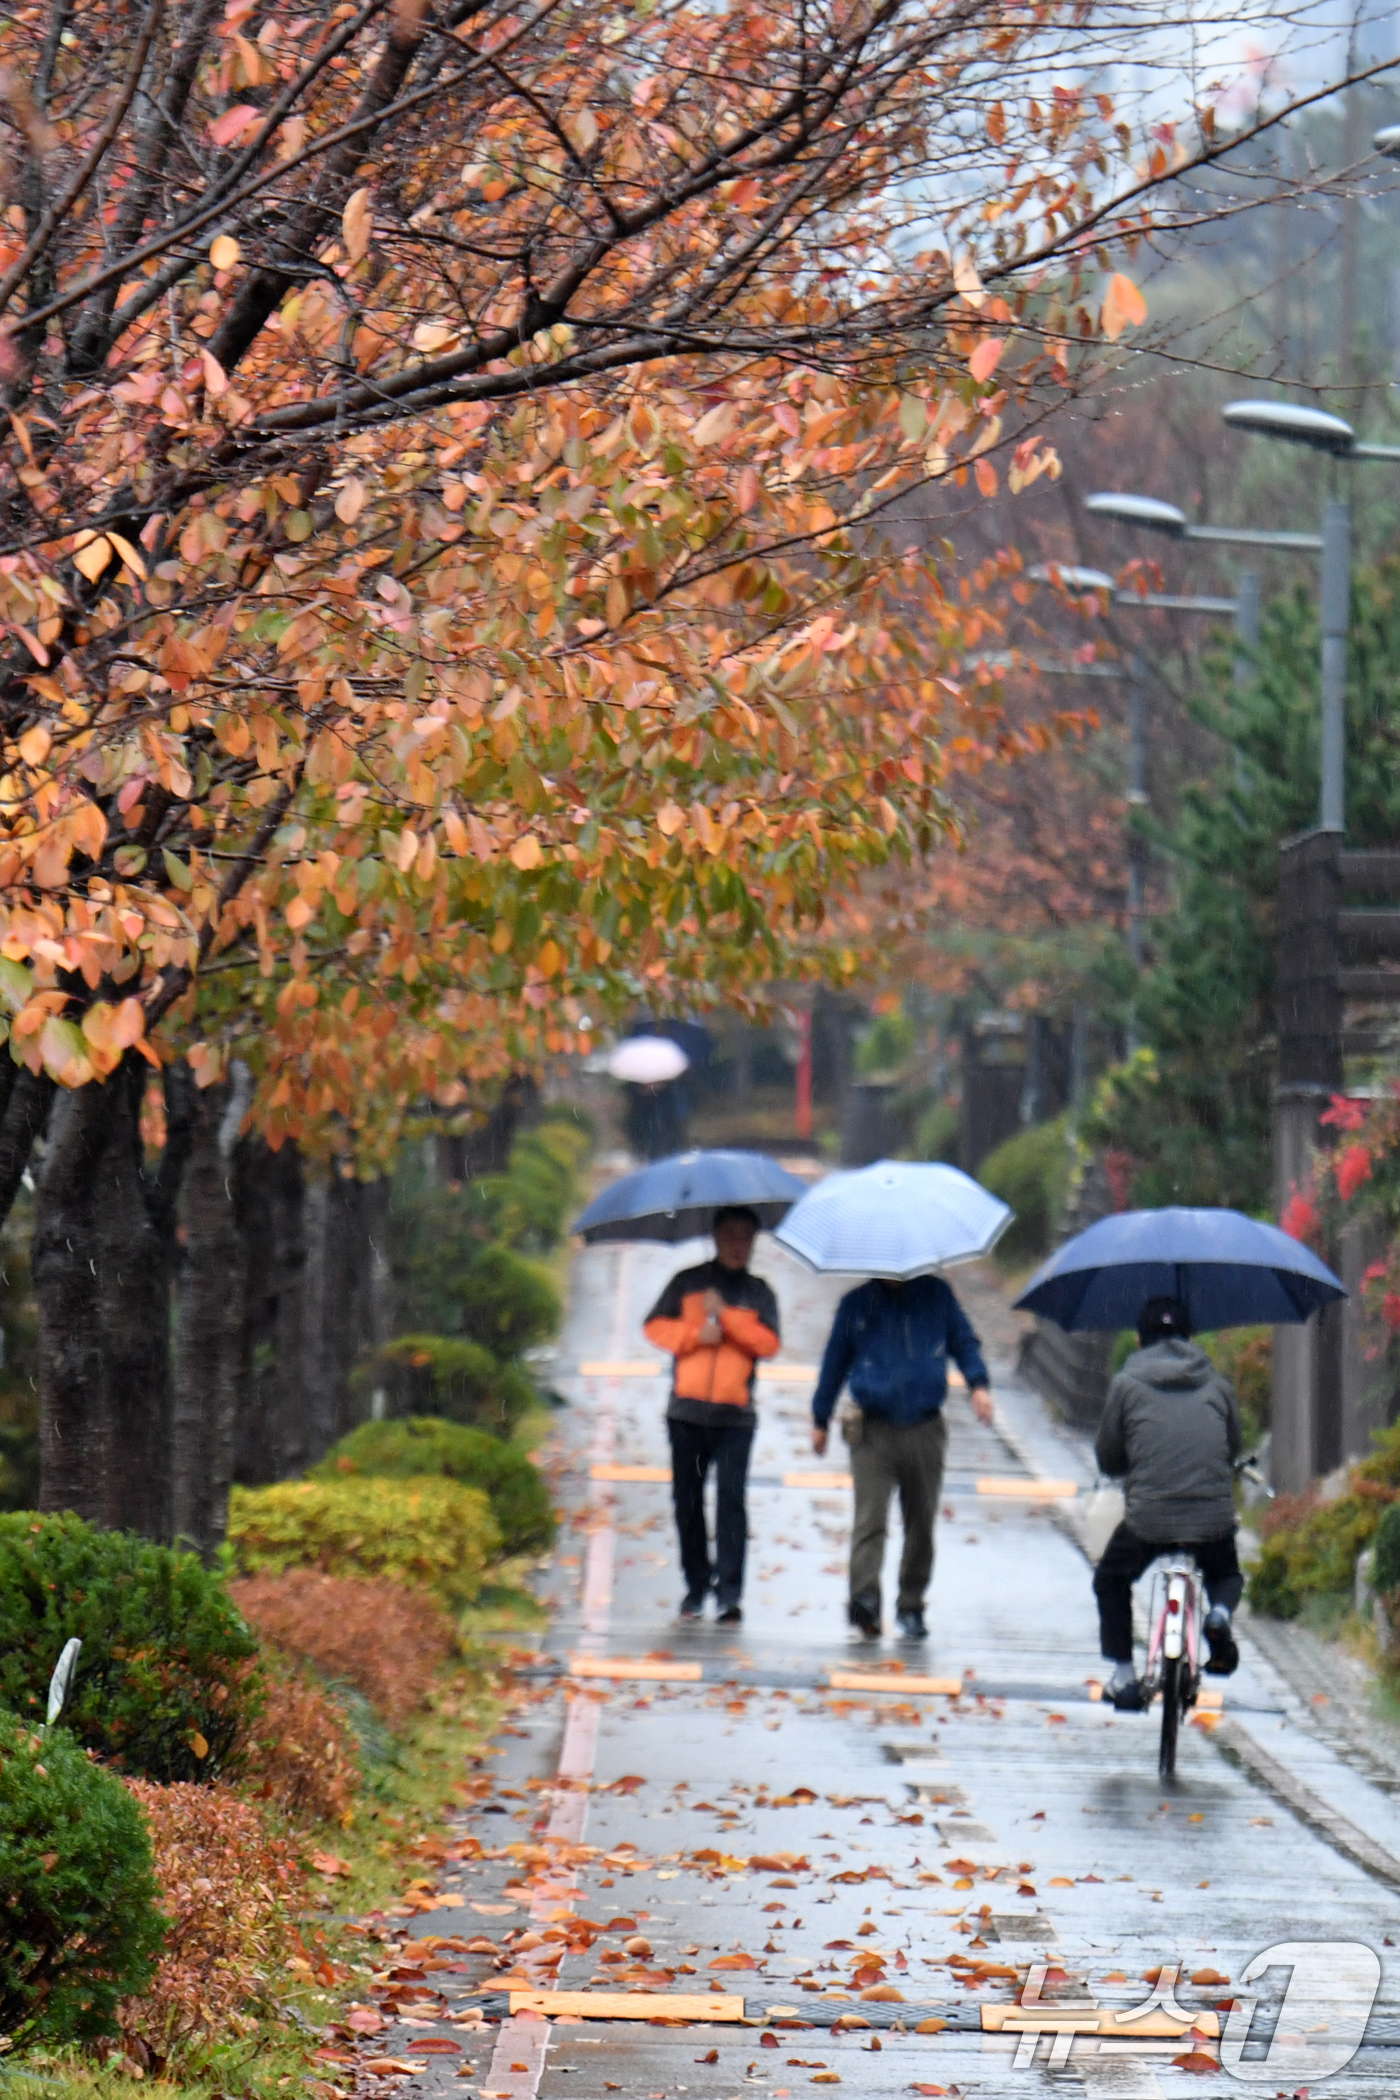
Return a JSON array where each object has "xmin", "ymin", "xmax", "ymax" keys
[
  {"xmin": 1013, "ymin": 1206, "xmax": 1345, "ymax": 1333},
  {"xmin": 572, "ymin": 1149, "xmax": 810, "ymax": 1245}
]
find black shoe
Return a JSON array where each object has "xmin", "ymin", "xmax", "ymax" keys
[
  {"xmin": 848, "ymin": 1599, "xmax": 880, "ymax": 1641},
  {"xmin": 896, "ymin": 1609, "xmax": 927, "ymax": 1641},
  {"xmin": 1204, "ymin": 1608, "xmax": 1239, "ymax": 1676},
  {"xmin": 1108, "ymin": 1676, "xmax": 1147, "ymax": 1712},
  {"xmin": 716, "ymin": 1604, "xmax": 742, "ymax": 1626},
  {"xmin": 679, "ymin": 1592, "xmax": 706, "ymax": 1620}
]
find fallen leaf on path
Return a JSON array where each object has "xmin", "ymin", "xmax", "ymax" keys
[
  {"xmin": 345, "ymin": 2009, "xmax": 385, "ymax": 2034},
  {"xmin": 1172, "ymin": 2052, "xmax": 1220, "ymax": 2074},
  {"xmin": 471, "ymin": 1903, "xmax": 517, "ymax": 1914},
  {"xmin": 1046, "ymin": 1714, "xmax": 1066, "ymax": 1725},
  {"xmin": 1048, "ymin": 1878, "xmax": 1073, "ymax": 1888},
  {"xmin": 696, "ymin": 2051, "xmax": 719, "ymax": 2064},
  {"xmin": 914, "ymin": 2020, "xmax": 948, "ymax": 2035},
  {"xmin": 365, "ymin": 2060, "xmax": 427, "ymax": 2076},
  {"xmin": 711, "ymin": 1953, "xmax": 758, "ymax": 1970},
  {"xmin": 812, "ymin": 2075, "xmax": 841, "ymax": 2085},
  {"xmin": 312, "ymin": 1851, "xmax": 353, "ymax": 1878},
  {"xmin": 912, "ymin": 2087, "xmax": 948, "ymax": 2095},
  {"xmin": 860, "ymin": 1985, "xmax": 904, "ymax": 2002},
  {"xmin": 1190, "ymin": 1969, "xmax": 1229, "ymax": 1986},
  {"xmin": 408, "ymin": 2040, "xmax": 461, "ymax": 2054},
  {"xmin": 787, "ymin": 2062, "xmax": 826, "ymax": 2069}
]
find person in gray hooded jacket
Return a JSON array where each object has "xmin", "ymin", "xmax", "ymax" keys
[{"xmin": 1092, "ymin": 1295, "xmax": 1242, "ymax": 1710}]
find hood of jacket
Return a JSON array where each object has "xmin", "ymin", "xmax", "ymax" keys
[{"xmin": 1121, "ymin": 1338, "xmax": 1218, "ymax": 1391}]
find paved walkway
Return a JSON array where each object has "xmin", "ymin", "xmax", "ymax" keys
[{"xmin": 356, "ymin": 1236, "xmax": 1400, "ymax": 2100}]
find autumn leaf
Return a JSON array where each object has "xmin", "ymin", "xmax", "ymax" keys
[
  {"xmin": 1100, "ymin": 272, "xmax": 1148, "ymax": 341},
  {"xmin": 968, "ymin": 338, "xmax": 1004, "ymax": 383},
  {"xmin": 209, "ymin": 104, "xmax": 260, "ymax": 147},
  {"xmin": 1172, "ymin": 2052, "xmax": 1220, "ymax": 2075},
  {"xmin": 209, "ymin": 234, "xmax": 241, "ymax": 270},
  {"xmin": 343, "ymin": 188, "xmax": 373, "ymax": 264}
]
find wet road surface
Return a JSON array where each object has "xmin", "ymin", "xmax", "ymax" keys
[{"xmin": 359, "ymin": 1236, "xmax": 1400, "ymax": 2100}]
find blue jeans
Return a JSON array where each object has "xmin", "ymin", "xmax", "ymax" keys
[{"xmin": 667, "ymin": 1418, "xmax": 754, "ymax": 1608}]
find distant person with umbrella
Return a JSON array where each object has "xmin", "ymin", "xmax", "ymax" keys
[{"xmin": 643, "ymin": 1205, "xmax": 781, "ymax": 1624}]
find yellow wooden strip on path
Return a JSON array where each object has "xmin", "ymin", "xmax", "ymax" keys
[
  {"xmin": 827, "ymin": 1669, "xmax": 964, "ymax": 1696},
  {"xmin": 591, "ymin": 1463, "xmax": 673, "ymax": 1482},
  {"xmin": 782, "ymin": 1469, "xmax": 853, "ymax": 1489},
  {"xmin": 509, "ymin": 1990, "xmax": 745, "ymax": 2023},
  {"xmin": 569, "ymin": 1655, "xmax": 704, "ymax": 1683},
  {"xmin": 975, "ymin": 1477, "xmax": 1079, "ymax": 1500},
  {"xmin": 982, "ymin": 2005, "xmax": 1219, "ymax": 2039}
]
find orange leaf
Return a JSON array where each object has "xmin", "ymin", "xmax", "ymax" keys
[
  {"xmin": 974, "ymin": 457, "xmax": 998, "ymax": 498},
  {"xmin": 968, "ymin": 338, "xmax": 1004, "ymax": 383},
  {"xmin": 343, "ymin": 188, "xmax": 373, "ymax": 264},
  {"xmin": 1100, "ymin": 272, "xmax": 1147, "ymax": 341},
  {"xmin": 709, "ymin": 1953, "xmax": 757, "ymax": 1970},
  {"xmin": 209, "ymin": 104, "xmax": 260, "ymax": 147}
]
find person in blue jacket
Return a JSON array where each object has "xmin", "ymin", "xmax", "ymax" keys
[{"xmin": 811, "ymin": 1274, "xmax": 993, "ymax": 1641}]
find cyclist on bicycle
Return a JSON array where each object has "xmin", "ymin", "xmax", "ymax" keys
[{"xmin": 1093, "ymin": 1295, "xmax": 1243, "ymax": 1711}]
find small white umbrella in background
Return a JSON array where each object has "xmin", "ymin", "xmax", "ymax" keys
[
  {"xmin": 608, "ymin": 1036, "xmax": 690, "ymax": 1085},
  {"xmin": 776, "ymin": 1159, "xmax": 1011, "ymax": 1279}
]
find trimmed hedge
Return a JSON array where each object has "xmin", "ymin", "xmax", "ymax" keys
[
  {"xmin": 227, "ymin": 1475, "xmax": 499, "ymax": 1602},
  {"xmin": 376, "ymin": 1334, "xmax": 538, "ymax": 1435},
  {"xmin": 0, "ymin": 1512, "xmax": 260, "ymax": 1781},
  {"xmin": 978, "ymin": 1115, "xmax": 1072, "ymax": 1264},
  {"xmin": 313, "ymin": 1415, "xmax": 555, "ymax": 1555},
  {"xmin": 0, "ymin": 1710, "xmax": 165, "ymax": 2041}
]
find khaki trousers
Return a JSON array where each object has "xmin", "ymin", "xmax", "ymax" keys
[{"xmin": 845, "ymin": 1410, "xmax": 948, "ymax": 1617}]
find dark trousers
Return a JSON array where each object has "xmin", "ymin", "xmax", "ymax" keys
[
  {"xmin": 667, "ymin": 1419, "xmax": 754, "ymax": 1608},
  {"xmin": 847, "ymin": 1411, "xmax": 948, "ymax": 1617},
  {"xmin": 1093, "ymin": 1521, "xmax": 1244, "ymax": 1663}
]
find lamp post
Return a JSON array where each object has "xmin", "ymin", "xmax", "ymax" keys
[{"xmin": 1221, "ymin": 401, "xmax": 1400, "ymax": 835}]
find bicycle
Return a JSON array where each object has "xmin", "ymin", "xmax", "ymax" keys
[{"xmin": 1136, "ymin": 1453, "xmax": 1272, "ymax": 1780}]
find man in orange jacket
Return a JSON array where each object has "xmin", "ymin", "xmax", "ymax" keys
[{"xmin": 643, "ymin": 1206, "xmax": 781, "ymax": 1624}]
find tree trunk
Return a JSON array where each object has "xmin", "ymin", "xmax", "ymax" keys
[
  {"xmin": 170, "ymin": 1065, "xmax": 250, "ymax": 1556},
  {"xmin": 93, "ymin": 1056, "xmax": 173, "ymax": 1538},
  {"xmin": 234, "ymin": 1138, "xmax": 307, "ymax": 1483},
  {"xmin": 34, "ymin": 1081, "xmax": 116, "ymax": 1521}
]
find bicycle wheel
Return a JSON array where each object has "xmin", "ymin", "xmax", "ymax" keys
[{"xmin": 1159, "ymin": 1655, "xmax": 1183, "ymax": 1779}]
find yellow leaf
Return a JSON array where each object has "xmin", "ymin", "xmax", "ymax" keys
[
  {"xmin": 106, "ymin": 531, "xmax": 148, "ymax": 580},
  {"xmin": 18, "ymin": 726, "xmax": 50, "ymax": 766},
  {"xmin": 953, "ymin": 253, "xmax": 985, "ymax": 307},
  {"xmin": 335, "ymin": 477, "xmax": 366, "ymax": 525},
  {"xmin": 73, "ymin": 534, "xmax": 112, "ymax": 583},
  {"xmin": 209, "ymin": 234, "xmax": 240, "ymax": 271},
  {"xmin": 396, "ymin": 829, "xmax": 420, "ymax": 874},
  {"xmin": 285, "ymin": 895, "xmax": 315, "ymax": 929},
  {"xmin": 1100, "ymin": 272, "xmax": 1147, "ymax": 342},
  {"xmin": 342, "ymin": 187, "xmax": 372, "ymax": 264},
  {"xmin": 190, "ymin": 1731, "xmax": 209, "ymax": 1760},
  {"xmin": 693, "ymin": 402, "xmax": 737, "ymax": 447},
  {"xmin": 657, "ymin": 804, "xmax": 684, "ymax": 837},
  {"xmin": 510, "ymin": 835, "xmax": 543, "ymax": 871},
  {"xmin": 537, "ymin": 939, "xmax": 562, "ymax": 979}
]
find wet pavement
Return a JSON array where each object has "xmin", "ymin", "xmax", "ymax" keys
[{"xmin": 355, "ymin": 1235, "xmax": 1400, "ymax": 2100}]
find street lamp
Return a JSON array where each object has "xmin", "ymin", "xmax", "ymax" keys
[{"xmin": 1219, "ymin": 401, "xmax": 1400, "ymax": 835}]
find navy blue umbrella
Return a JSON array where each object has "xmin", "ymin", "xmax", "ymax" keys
[
  {"xmin": 1013, "ymin": 1206, "xmax": 1345, "ymax": 1333},
  {"xmin": 572, "ymin": 1149, "xmax": 810, "ymax": 1245}
]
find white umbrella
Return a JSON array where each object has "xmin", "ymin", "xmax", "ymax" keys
[
  {"xmin": 775, "ymin": 1159, "xmax": 1011, "ymax": 1278},
  {"xmin": 608, "ymin": 1036, "xmax": 690, "ymax": 1084}
]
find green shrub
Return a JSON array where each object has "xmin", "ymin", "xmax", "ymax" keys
[
  {"xmin": 0, "ymin": 1708, "xmax": 165, "ymax": 2041},
  {"xmin": 374, "ymin": 1334, "xmax": 539, "ymax": 1435},
  {"xmin": 0, "ymin": 1514, "xmax": 260, "ymax": 1781},
  {"xmin": 484, "ymin": 1118, "xmax": 593, "ymax": 1251},
  {"xmin": 314, "ymin": 1416, "xmax": 555, "ymax": 1554},
  {"xmin": 1205, "ymin": 1326, "xmax": 1272, "ymax": 1441},
  {"xmin": 913, "ymin": 1100, "xmax": 960, "ymax": 1164},
  {"xmin": 457, "ymin": 1243, "xmax": 561, "ymax": 1357},
  {"xmin": 227, "ymin": 1476, "xmax": 500, "ymax": 1602},
  {"xmin": 854, "ymin": 1009, "xmax": 916, "ymax": 1078},
  {"xmin": 978, "ymin": 1115, "xmax": 1072, "ymax": 1264},
  {"xmin": 1373, "ymin": 1500, "xmax": 1400, "ymax": 1597},
  {"xmin": 1247, "ymin": 1425, "xmax": 1400, "ymax": 1617}
]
